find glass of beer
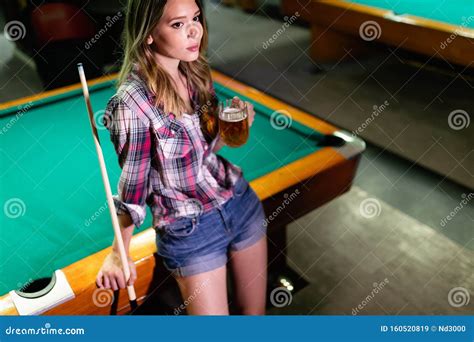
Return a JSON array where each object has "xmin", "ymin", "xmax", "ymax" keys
[{"xmin": 218, "ymin": 99, "xmax": 249, "ymax": 147}]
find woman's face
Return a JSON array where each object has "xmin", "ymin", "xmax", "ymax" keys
[{"xmin": 147, "ymin": 0, "xmax": 203, "ymax": 62}]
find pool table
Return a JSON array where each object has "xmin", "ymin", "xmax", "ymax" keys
[
  {"xmin": 0, "ymin": 70, "xmax": 365, "ymax": 315},
  {"xmin": 282, "ymin": 0, "xmax": 474, "ymax": 67}
]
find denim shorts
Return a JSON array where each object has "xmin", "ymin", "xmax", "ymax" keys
[{"xmin": 154, "ymin": 176, "xmax": 267, "ymax": 278}]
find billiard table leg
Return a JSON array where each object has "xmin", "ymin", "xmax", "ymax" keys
[
  {"xmin": 267, "ymin": 223, "xmax": 287, "ymax": 272},
  {"xmin": 265, "ymin": 223, "xmax": 309, "ymax": 308}
]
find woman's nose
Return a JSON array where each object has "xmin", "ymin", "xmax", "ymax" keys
[
  {"xmin": 188, "ymin": 27, "xmax": 197, "ymax": 38},
  {"xmin": 187, "ymin": 23, "xmax": 201, "ymax": 38}
]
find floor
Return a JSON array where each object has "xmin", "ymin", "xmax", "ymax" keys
[{"xmin": 0, "ymin": 1, "xmax": 472, "ymax": 315}]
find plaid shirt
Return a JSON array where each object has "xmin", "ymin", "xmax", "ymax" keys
[{"xmin": 103, "ymin": 66, "xmax": 242, "ymax": 229}]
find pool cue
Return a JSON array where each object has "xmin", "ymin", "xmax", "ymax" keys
[{"xmin": 77, "ymin": 63, "xmax": 138, "ymax": 312}]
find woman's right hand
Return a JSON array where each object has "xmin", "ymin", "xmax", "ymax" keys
[{"xmin": 96, "ymin": 251, "xmax": 137, "ymax": 290}]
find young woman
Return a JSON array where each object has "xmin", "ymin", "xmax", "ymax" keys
[{"xmin": 96, "ymin": 0, "xmax": 268, "ymax": 315}]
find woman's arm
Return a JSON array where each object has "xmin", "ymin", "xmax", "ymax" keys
[
  {"xmin": 104, "ymin": 96, "xmax": 152, "ymax": 231},
  {"xmin": 97, "ymin": 212, "xmax": 137, "ymax": 290},
  {"xmin": 112, "ymin": 214, "xmax": 135, "ymax": 256},
  {"xmin": 96, "ymin": 97, "xmax": 152, "ymax": 290}
]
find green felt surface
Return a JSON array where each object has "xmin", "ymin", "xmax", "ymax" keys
[
  {"xmin": 0, "ymin": 79, "xmax": 323, "ymax": 296},
  {"xmin": 348, "ymin": 0, "xmax": 474, "ymax": 27}
]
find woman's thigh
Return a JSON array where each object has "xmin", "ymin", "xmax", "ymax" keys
[
  {"xmin": 174, "ymin": 264, "xmax": 229, "ymax": 315},
  {"xmin": 229, "ymin": 235, "xmax": 267, "ymax": 315}
]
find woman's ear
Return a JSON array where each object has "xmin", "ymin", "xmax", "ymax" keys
[{"xmin": 146, "ymin": 35, "xmax": 153, "ymax": 45}]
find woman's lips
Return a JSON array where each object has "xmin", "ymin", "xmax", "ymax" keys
[{"xmin": 187, "ymin": 45, "xmax": 199, "ymax": 52}]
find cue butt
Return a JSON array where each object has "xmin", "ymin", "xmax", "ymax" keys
[{"xmin": 78, "ymin": 63, "xmax": 139, "ymax": 310}]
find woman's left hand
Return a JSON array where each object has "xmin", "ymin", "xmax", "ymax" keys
[{"xmin": 232, "ymin": 96, "xmax": 255, "ymax": 127}]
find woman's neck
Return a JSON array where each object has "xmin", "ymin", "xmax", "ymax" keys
[{"xmin": 152, "ymin": 52, "xmax": 181, "ymax": 79}]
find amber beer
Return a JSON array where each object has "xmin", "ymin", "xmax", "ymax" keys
[{"xmin": 218, "ymin": 104, "xmax": 249, "ymax": 147}]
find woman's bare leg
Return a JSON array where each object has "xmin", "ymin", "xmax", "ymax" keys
[
  {"xmin": 229, "ymin": 236, "xmax": 267, "ymax": 315},
  {"xmin": 174, "ymin": 265, "xmax": 229, "ymax": 315}
]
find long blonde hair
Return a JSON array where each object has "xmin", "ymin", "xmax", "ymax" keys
[{"xmin": 118, "ymin": 0, "xmax": 214, "ymax": 118}]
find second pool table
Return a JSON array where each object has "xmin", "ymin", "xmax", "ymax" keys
[
  {"xmin": 0, "ymin": 70, "xmax": 364, "ymax": 315},
  {"xmin": 283, "ymin": 0, "xmax": 474, "ymax": 67}
]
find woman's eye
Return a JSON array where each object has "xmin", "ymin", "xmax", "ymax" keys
[{"xmin": 171, "ymin": 15, "xmax": 200, "ymax": 28}]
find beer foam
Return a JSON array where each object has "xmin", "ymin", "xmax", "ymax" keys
[{"xmin": 220, "ymin": 107, "xmax": 247, "ymax": 122}]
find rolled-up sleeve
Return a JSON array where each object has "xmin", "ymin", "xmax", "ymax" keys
[{"xmin": 103, "ymin": 95, "xmax": 151, "ymax": 229}]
